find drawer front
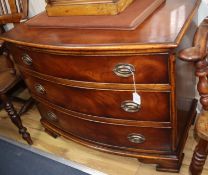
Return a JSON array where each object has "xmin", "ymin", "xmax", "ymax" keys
[
  {"xmin": 37, "ymin": 102, "xmax": 171, "ymax": 152},
  {"xmin": 11, "ymin": 46, "xmax": 169, "ymax": 84},
  {"xmin": 24, "ymin": 74, "xmax": 170, "ymax": 122}
]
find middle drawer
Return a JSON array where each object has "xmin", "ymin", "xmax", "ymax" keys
[{"xmin": 23, "ymin": 74, "xmax": 170, "ymax": 122}]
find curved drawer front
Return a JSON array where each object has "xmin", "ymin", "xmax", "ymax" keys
[
  {"xmin": 24, "ymin": 74, "xmax": 170, "ymax": 122},
  {"xmin": 11, "ymin": 46, "xmax": 169, "ymax": 84},
  {"xmin": 37, "ymin": 102, "xmax": 171, "ymax": 152}
]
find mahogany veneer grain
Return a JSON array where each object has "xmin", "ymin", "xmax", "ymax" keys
[{"xmin": 0, "ymin": 0, "xmax": 201, "ymax": 172}]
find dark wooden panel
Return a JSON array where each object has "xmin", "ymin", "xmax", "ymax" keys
[
  {"xmin": 23, "ymin": 73, "xmax": 170, "ymax": 122},
  {"xmin": 175, "ymin": 20, "xmax": 197, "ymax": 148},
  {"xmin": 11, "ymin": 45, "xmax": 169, "ymax": 84},
  {"xmin": 37, "ymin": 102, "xmax": 172, "ymax": 152}
]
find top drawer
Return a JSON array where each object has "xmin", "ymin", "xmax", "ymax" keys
[{"xmin": 10, "ymin": 46, "xmax": 169, "ymax": 84}]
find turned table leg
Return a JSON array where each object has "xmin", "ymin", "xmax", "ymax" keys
[
  {"xmin": 0, "ymin": 94, "xmax": 33, "ymax": 145},
  {"xmin": 190, "ymin": 139, "xmax": 208, "ymax": 175},
  {"xmin": 18, "ymin": 97, "xmax": 35, "ymax": 116}
]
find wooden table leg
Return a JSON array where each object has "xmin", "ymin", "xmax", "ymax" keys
[
  {"xmin": 0, "ymin": 94, "xmax": 33, "ymax": 145},
  {"xmin": 190, "ymin": 139, "xmax": 208, "ymax": 175},
  {"xmin": 18, "ymin": 97, "xmax": 35, "ymax": 116}
]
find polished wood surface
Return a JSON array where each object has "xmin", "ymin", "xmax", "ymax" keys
[
  {"xmin": 0, "ymin": 93, "xmax": 32, "ymax": 144},
  {"xmin": 37, "ymin": 0, "xmax": 166, "ymax": 30},
  {"xmin": 10, "ymin": 46, "xmax": 169, "ymax": 84},
  {"xmin": 22, "ymin": 72, "xmax": 170, "ymax": 122},
  {"xmin": 190, "ymin": 139, "xmax": 208, "ymax": 175},
  {"xmin": 197, "ymin": 111, "xmax": 208, "ymax": 141},
  {"xmin": 0, "ymin": 0, "xmax": 28, "ymax": 24},
  {"xmin": 0, "ymin": 0, "xmax": 201, "ymax": 172},
  {"xmin": 0, "ymin": 0, "xmax": 33, "ymax": 145},
  {"xmin": 1, "ymin": 0, "xmax": 201, "ymax": 52},
  {"xmin": 178, "ymin": 17, "xmax": 208, "ymax": 175},
  {"xmin": 0, "ymin": 53, "xmax": 32, "ymax": 144},
  {"xmin": 38, "ymin": 102, "xmax": 172, "ymax": 152}
]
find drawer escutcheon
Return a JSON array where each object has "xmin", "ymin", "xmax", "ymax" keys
[
  {"xmin": 35, "ymin": 84, "xmax": 46, "ymax": 95},
  {"xmin": 47, "ymin": 111, "xmax": 58, "ymax": 122},
  {"xmin": 113, "ymin": 63, "xmax": 135, "ymax": 77},
  {"xmin": 121, "ymin": 100, "xmax": 140, "ymax": 113},
  {"xmin": 22, "ymin": 54, "xmax": 33, "ymax": 66},
  {"xmin": 128, "ymin": 133, "xmax": 145, "ymax": 144}
]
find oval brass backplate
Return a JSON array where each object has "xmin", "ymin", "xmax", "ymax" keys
[
  {"xmin": 113, "ymin": 63, "xmax": 135, "ymax": 77},
  {"xmin": 128, "ymin": 133, "xmax": 145, "ymax": 144},
  {"xmin": 35, "ymin": 84, "xmax": 46, "ymax": 95},
  {"xmin": 22, "ymin": 54, "xmax": 33, "ymax": 66},
  {"xmin": 47, "ymin": 111, "xmax": 58, "ymax": 122},
  {"xmin": 121, "ymin": 100, "xmax": 140, "ymax": 113}
]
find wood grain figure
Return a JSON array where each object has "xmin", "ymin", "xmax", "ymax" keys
[{"xmin": 0, "ymin": 0, "xmax": 202, "ymax": 172}]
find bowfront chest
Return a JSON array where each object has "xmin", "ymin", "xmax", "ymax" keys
[{"xmin": 1, "ymin": 0, "xmax": 201, "ymax": 172}]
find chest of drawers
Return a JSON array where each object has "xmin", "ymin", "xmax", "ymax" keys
[{"xmin": 1, "ymin": 0, "xmax": 201, "ymax": 172}]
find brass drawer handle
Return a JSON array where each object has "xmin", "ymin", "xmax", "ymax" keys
[
  {"xmin": 121, "ymin": 100, "xmax": 140, "ymax": 113},
  {"xmin": 35, "ymin": 84, "xmax": 46, "ymax": 95},
  {"xmin": 47, "ymin": 111, "xmax": 58, "ymax": 122},
  {"xmin": 22, "ymin": 54, "xmax": 32, "ymax": 66},
  {"xmin": 128, "ymin": 133, "xmax": 145, "ymax": 144},
  {"xmin": 113, "ymin": 63, "xmax": 135, "ymax": 77}
]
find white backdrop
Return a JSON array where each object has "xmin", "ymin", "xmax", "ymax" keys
[
  {"xmin": 28, "ymin": 0, "xmax": 46, "ymax": 17},
  {"xmin": 198, "ymin": 0, "xmax": 208, "ymax": 23},
  {"xmin": 28, "ymin": 0, "xmax": 208, "ymax": 21}
]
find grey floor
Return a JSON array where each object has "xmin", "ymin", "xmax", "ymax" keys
[{"xmin": 0, "ymin": 137, "xmax": 91, "ymax": 175}]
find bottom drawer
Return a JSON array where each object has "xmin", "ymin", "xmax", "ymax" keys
[{"xmin": 37, "ymin": 102, "xmax": 172, "ymax": 152}]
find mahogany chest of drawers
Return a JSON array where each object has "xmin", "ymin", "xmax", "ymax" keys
[{"xmin": 1, "ymin": 0, "xmax": 201, "ymax": 172}]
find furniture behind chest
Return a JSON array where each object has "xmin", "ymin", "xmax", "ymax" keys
[{"xmin": 0, "ymin": 0, "xmax": 201, "ymax": 172}]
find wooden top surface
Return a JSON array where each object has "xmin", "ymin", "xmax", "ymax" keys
[
  {"xmin": 28, "ymin": 0, "xmax": 165, "ymax": 30},
  {"xmin": 0, "ymin": 0, "xmax": 201, "ymax": 52}
]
